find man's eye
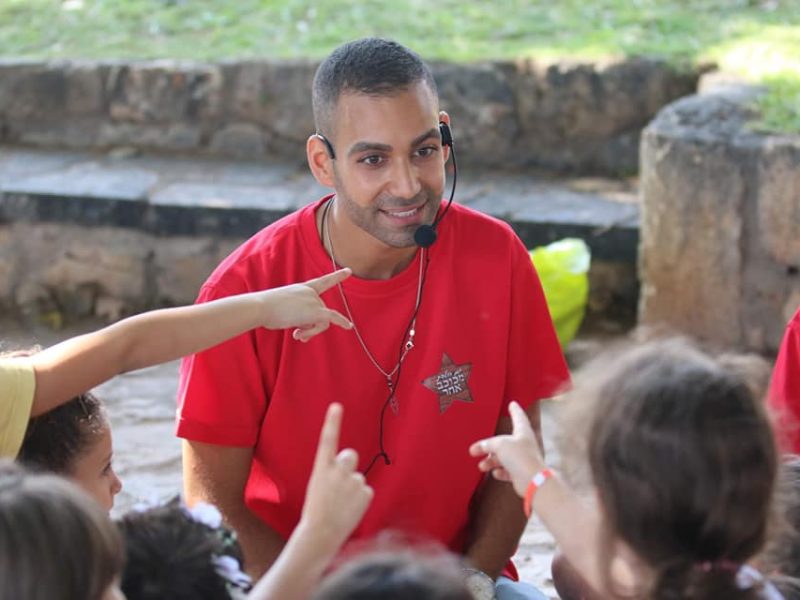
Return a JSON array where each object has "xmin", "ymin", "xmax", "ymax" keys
[
  {"xmin": 416, "ymin": 146, "xmax": 438, "ymax": 158},
  {"xmin": 359, "ymin": 155, "xmax": 384, "ymax": 166}
]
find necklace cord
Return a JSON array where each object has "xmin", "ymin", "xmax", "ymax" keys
[
  {"xmin": 363, "ymin": 249, "xmax": 430, "ymax": 476},
  {"xmin": 321, "ymin": 199, "xmax": 431, "ymax": 476}
]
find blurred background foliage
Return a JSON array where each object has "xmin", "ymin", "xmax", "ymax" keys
[{"xmin": 0, "ymin": 0, "xmax": 798, "ymax": 132}]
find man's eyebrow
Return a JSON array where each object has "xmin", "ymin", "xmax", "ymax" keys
[
  {"xmin": 411, "ymin": 128, "xmax": 440, "ymax": 147},
  {"xmin": 346, "ymin": 128, "xmax": 440, "ymax": 158},
  {"xmin": 347, "ymin": 141, "xmax": 391, "ymax": 157}
]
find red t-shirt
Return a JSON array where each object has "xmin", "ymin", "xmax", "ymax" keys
[
  {"xmin": 769, "ymin": 307, "xmax": 800, "ymax": 454},
  {"xmin": 177, "ymin": 196, "xmax": 569, "ymax": 576}
]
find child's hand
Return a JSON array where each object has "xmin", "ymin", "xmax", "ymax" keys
[
  {"xmin": 260, "ymin": 269, "xmax": 353, "ymax": 341},
  {"xmin": 300, "ymin": 403, "xmax": 373, "ymax": 550},
  {"xmin": 469, "ymin": 401, "xmax": 546, "ymax": 497}
]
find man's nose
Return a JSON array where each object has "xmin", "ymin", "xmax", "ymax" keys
[{"xmin": 388, "ymin": 158, "xmax": 422, "ymax": 199}]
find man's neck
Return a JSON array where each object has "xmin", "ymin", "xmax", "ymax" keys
[{"xmin": 317, "ymin": 198, "xmax": 417, "ymax": 280}]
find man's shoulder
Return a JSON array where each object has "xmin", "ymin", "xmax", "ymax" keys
[
  {"xmin": 788, "ymin": 305, "xmax": 800, "ymax": 334},
  {"xmin": 446, "ymin": 203, "xmax": 522, "ymax": 252},
  {"xmin": 450, "ymin": 202, "xmax": 516, "ymax": 232}
]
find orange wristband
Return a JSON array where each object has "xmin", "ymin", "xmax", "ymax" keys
[{"xmin": 523, "ymin": 468, "xmax": 554, "ymax": 518}]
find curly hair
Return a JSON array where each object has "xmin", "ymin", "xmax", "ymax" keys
[{"xmin": 18, "ymin": 391, "xmax": 107, "ymax": 474}]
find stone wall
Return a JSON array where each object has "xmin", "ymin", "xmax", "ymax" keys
[
  {"xmin": 0, "ymin": 222, "xmax": 242, "ymax": 323},
  {"xmin": 0, "ymin": 219, "xmax": 635, "ymax": 329},
  {"xmin": 639, "ymin": 82, "xmax": 800, "ymax": 352},
  {"xmin": 0, "ymin": 58, "xmax": 702, "ymax": 175}
]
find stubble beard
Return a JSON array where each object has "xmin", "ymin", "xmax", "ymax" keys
[{"xmin": 333, "ymin": 186, "xmax": 441, "ymax": 249}]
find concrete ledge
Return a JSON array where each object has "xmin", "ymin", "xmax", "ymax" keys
[
  {"xmin": 0, "ymin": 146, "xmax": 639, "ymax": 255},
  {"xmin": 0, "ymin": 58, "xmax": 704, "ymax": 175}
]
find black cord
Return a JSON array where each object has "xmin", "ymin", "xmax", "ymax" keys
[
  {"xmin": 363, "ymin": 250, "xmax": 431, "ymax": 476},
  {"xmin": 432, "ymin": 145, "xmax": 457, "ymax": 230},
  {"xmin": 362, "ymin": 146, "xmax": 456, "ymax": 476}
]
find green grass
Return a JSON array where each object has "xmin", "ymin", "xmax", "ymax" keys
[{"xmin": 0, "ymin": 0, "xmax": 798, "ymax": 132}]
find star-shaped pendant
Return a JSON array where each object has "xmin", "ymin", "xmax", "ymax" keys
[{"xmin": 421, "ymin": 353, "xmax": 473, "ymax": 414}]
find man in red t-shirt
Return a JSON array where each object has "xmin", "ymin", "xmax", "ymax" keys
[
  {"xmin": 177, "ymin": 38, "xmax": 569, "ymax": 599},
  {"xmin": 770, "ymin": 306, "xmax": 800, "ymax": 454}
]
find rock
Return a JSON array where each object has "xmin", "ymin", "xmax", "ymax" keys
[
  {"xmin": 42, "ymin": 233, "xmax": 149, "ymax": 301},
  {"xmin": 0, "ymin": 62, "xmax": 67, "ymax": 120},
  {"xmin": 434, "ymin": 62, "xmax": 518, "ymax": 168},
  {"xmin": 209, "ymin": 123, "xmax": 266, "ymax": 158},
  {"xmin": 757, "ymin": 142, "xmax": 800, "ymax": 265},
  {"xmin": 0, "ymin": 58, "xmax": 705, "ymax": 175},
  {"xmin": 0, "ymin": 229, "xmax": 14, "ymax": 301},
  {"xmin": 224, "ymin": 60, "xmax": 317, "ymax": 155},
  {"xmin": 510, "ymin": 58, "xmax": 702, "ymax": 174},
  {"xmin": 107, "ymin": 61, "xmax": 223, "ymax": 123},
  {"xmin": 153, "ymin": 237, "xmax": 237, "ymax": 306},
  {"xmin": 639, "ymin": 85, "xmax": 800, "ymax": 352},
  {"xmin": 95, "ymin": 295, "xmax": 126, "ymax": 322},
  {"xmin": 64, "ymin": 62, "xmax": 106, "ymax": 115},
  {"xmin": 98, "ymin": 122, "xmax": 202, "ymax": 151},
  {"xmin": 107, "ymin": 146, "xmax": 142, "ymax": 160},
  {"xmin": 586, "ymin": 260, "xmax": 638, "ymax": 321}
]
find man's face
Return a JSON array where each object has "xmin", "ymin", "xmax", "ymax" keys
[{"xmin": 327, "ymin": 82, "xmax": 447, "ymax": 248}]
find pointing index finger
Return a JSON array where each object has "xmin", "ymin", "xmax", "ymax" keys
[
  {"xmin": 313, "ymin": 403, "xmax": 343, "ymax": 468},
  {"xmin": 508, "ymin": 401, "xmax": 534, "ymax": 436},
  {"xmin": 306, "ymin": 268, "xmax": 352, "ymax": 294}
]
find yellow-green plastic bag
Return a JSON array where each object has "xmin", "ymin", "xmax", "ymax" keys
[{"xmin": 530, "ymin": 238, "xmax": 591, "ymax": 349}]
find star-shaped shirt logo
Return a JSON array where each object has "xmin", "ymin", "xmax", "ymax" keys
[{"xmin": 421, "ymin": 353, "xmax": 473, "ymax": 414}]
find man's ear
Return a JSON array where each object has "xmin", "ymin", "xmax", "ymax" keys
[
  {"xmin": 438, "ymin": 110, "xmax": 451, "ymax": 164},
  {"xmin": 307, "ymin": 134, "xmax": 335, "ymax": 188}
]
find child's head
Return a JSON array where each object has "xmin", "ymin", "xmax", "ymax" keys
[
  {"xmin": 312, "ymin": 544, "xmax": 472, "ymax": 600},
  {"xmin": 18, "ymin": 391, "xmax": 122, "ymax": 511},
  {"xmin": 117, "ymin": 498, "xmax": 251, "ymax": 600},
  {"xmin": 564, "ymin": 339, "xmax": 778, "ymax": 598},
  {"xmin": 0, "ymin": 459, "xmax": 125, "ymax": 600}
]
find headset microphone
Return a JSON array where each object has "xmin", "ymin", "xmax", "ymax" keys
[
  {"xmin": 413, "ymin": 122, "xmax": 457, "ymax": 248},
  {"xmin": 412, "ymin": 222, "xmax": 438, "ymax": 248}
]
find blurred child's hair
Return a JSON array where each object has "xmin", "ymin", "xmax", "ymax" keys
[
  {"xmin": 760, "ymin": 456, "xmax": 800, "ymax": 599},
  {"xmin": 0, "ymin": 459, "xmax": 124, "ymax": 600},
  {"xmin": 312, "ymin": 535, "xmax": 472, "ymax": 600},
  {"xmin": 559, "ymin": 338, "xmax": 778, "ymax": 600},
  {"xmin": 18, "ymin": 391, "xmax": 107, "ymax": 474},
  {"xmin": 117, "ymin": 497, "xmax": 251, "ymax": 600}
]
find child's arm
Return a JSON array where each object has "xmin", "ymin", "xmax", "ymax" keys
[
  {"xmin": 469, "ymin": 401, "xmax": 621, "ymax": 596},
  {"xmin": 28, "ymin": 269, "xmax": 353, "ymax": 416},
  {"xmin": 248, "ymin": 403, "xmax": 373, "ymax": 600}
]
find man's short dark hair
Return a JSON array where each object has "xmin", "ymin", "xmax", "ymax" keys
[{"xmin": 312, "ymin": 37, "xmax": 438, "ymax": 135}]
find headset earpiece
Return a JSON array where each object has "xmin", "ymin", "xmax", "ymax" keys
[
  {"xmin": 316, "ymin": 133, "xmax": 336, "ymax": 160},
  {"xmin": 439, "ymin": 122, "xmax": 453, "ymax": 148}
]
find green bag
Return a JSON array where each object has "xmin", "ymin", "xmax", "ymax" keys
[{"xmin": 530, "ymin": 238, "xmax": 591, "ymax": 349}]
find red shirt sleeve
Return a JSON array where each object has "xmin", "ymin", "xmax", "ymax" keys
[
  {"xmin": 503, "ymin": 236, "xmax": 571, "ymax": 413},
  {"xmin": 175, "ymin": 279, "xmax": 271, "ymax": 447},
  {"xmin": 769, "ymin": 309, "xmax": 800, "ymax": 454}
]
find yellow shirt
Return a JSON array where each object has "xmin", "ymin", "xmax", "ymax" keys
[{"xmin": 0, "ymin": 360, "xmax": 35, "ymax": 458}]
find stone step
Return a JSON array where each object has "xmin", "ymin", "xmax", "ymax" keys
[{"xmin": 0, "ymin": 146, "xmax": 639, "ymax": 263}]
